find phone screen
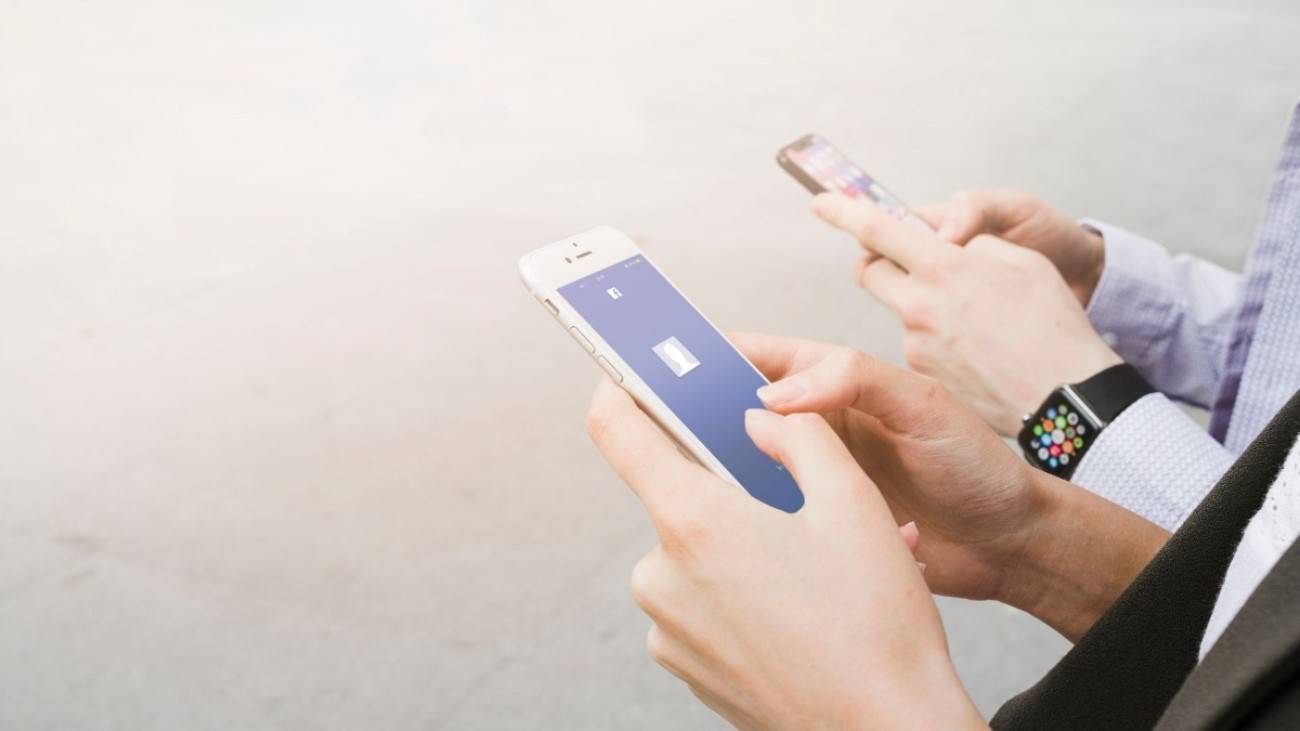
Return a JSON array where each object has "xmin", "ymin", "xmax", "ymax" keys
[
  {"xmin": 780, "ymin": 135, "xmax": 930, "ymax": 230},
  {"xmin": 558, "ymin": 255, "xmax": 804, "ymax": 513}
]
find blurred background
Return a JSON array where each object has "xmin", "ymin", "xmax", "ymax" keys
[{"xmin": 2, "ymin": 1, "xmax": 1298, "ymax": 727}]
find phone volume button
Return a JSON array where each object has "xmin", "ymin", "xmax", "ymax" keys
[
  {"xmin": 541, "ymin": 298, "xmax": 559, "ymax": 316},
  {"xmin": 596, "ymin": 356, "xmax": 623, "ymax": 383},
  {"xmin": 568, "ymin": 327, "xmax": 595, "ymax": 353}
]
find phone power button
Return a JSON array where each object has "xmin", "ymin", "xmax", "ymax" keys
[{"xmin": 596, "ymin": 355, "xmax": 623, "ymax": 383}]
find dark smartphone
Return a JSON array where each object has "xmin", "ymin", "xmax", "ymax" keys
[{"xmin": 776, "ymin": 133, "xmax": 932, "ymax": 231}]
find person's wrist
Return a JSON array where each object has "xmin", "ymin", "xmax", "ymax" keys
[
  {"xmin": 992, "ymin": 469, "xmax": 1169, "ymax": 641},
  {"xmin": 988, "ymin": 464, "xmax": 1059, "ymax": 612},
  {"xmin": 1067, "ymin": 339, "xmax": 1123, "ymax": 384},
  {"xmin": 991, "ymin": 470, "xmax": 1104, "ymax": 640},
  {"xmin": 1071, "ymin": 227, "xmax": 1106, "ymax": 307},
  {"xmin": 1014, "ymin": 340, "xmax": 1123, "ymax": 423},
  {"xmin": 843, "ymin": 649, "xmax": 985, "ymax": 729}
]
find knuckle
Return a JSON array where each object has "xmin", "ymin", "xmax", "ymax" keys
[
  {"xmin": 915, "ymin": 373, "xmax": 948, "ymax": 406},
  {"xmin": 1006, "ymin": 189, "xmax": 1034, "ymax": 206},
  {"xmin": 851, "ymin": 207, "xmax": 887, "ymax": 243},
  {"xmin": 584, "ymin": 402, "xmax": 612, "ymax": 445},
  {"xmin": 901, "ymin": 336, "xmax": 928, "ymax": 368},
  {"xmin": 968, "ymin": 233, "xmax": 1000, "ymax": 252},
  {"xmin": 995, "ymin": 240, "xmax": 1048, "ymax": 272},
  {"xmin": 949, "ymin": 189, "xmax": 981, "ymax": 217},
  {"xmin": 629, "ymin": 555, "xmax": 659, "ymax": 613},
  {"xmin": 631, "ymin": 545, "xmax": 687, "ymax": 616},
  {"xmin": 846, "ymin": 349, "xmax": 874, "ymax": 384},
  {"xmin": 899, "ymin": 300, "xmax": 934, "ymax": 331},
  {"xmin": 662, "ymin": 502, "xmax": 711, "ymax": 552},
  {"xmin": 830, "ymin": 347, "xmax": 863, "ymax": 381},
  {"xmin": 1017, "ymin": 246, "xmax": 1052, "ymax": 270},
  {"xmin": 915, "ymin": 257, "xmax": 942, "ymax": 281},
  {"xmin": 821, "ymin": 348, "xmax": 871, "ymax": 404},
  {"xmin": 646, "ymin": 625, "xmax": 668, "ymax": 662},
  {"xmin": 852, "ymin": 255, "xmax": 872, "ymax": 285},
  {"xmin": 919, "ymin": 248, "xmax": 959, "ymax": 280}
]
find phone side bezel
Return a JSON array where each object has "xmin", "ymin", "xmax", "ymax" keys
[{"xmin": 775, "ymin": 133, "xmax": 830, "ymax": 195}]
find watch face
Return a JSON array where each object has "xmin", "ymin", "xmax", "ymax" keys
[{"xmin": 1019, "ymin": 393, "xmax": 1101, "ymax": 476}]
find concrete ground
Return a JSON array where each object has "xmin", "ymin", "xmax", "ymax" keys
[{"xmin": 2, "ymin": 1, "xmax": 1298, "ymax": 728}]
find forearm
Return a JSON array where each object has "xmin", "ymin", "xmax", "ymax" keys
[{"xmin": 997, "ymin": 472, "xmax": 1170, "ymax": 642}]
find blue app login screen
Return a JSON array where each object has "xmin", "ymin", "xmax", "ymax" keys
[{"xmin": 560, "ymin": 255, "xmax": 804, "ymax": 513}]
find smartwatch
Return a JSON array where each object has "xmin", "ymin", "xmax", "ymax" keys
[{"xmin": 1018, "ymin": 364, "xmax": 1155, "ymax": 479}]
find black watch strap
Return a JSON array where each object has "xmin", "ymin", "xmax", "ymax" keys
[{"xmin": 1072, "ymin": 363, "xmax": 1155, "ymax": 424}]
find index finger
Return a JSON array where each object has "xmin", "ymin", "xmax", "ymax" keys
[
  {"xmin": 756, "ymin": 347, "xmax": 945, "ymax": 435},
  {"xmin": 812, "ymin": 193, "xmax": 954, "ymax": 273},
  {"xmin": 728, "ymin": 331, "xmax": 836, "ymax": 382}
]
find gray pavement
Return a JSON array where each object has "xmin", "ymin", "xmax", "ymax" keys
[{"xmin": 2, "ymin": 1, "xmax": 1298, "ymax": 727}]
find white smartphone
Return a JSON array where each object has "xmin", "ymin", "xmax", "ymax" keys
[{"xmin": 518, "ymin": 227, "xmax": 804, "ymax": 513}]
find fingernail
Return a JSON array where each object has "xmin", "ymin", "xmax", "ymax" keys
[
  {"xmin": 811, "ymin": 193, "xmax": 836, "ymax": 218},
  {"xmin": 757, "ymin": 378, "xmax": 806, "ymax": 407},
  {"xmin": 899, "ymin": 521, "xmax": 920, "ymax": 552},
  {"xmin": 744, "ymin": 408, "xmax": 780, "ymax": 431},
  {"xmin": 900, "ymin": 520, "xmax": 919, "ymax": 541}
]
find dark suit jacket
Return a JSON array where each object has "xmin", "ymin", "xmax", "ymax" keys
[{"xmin": 992, "ymin": 392, "xmax": 1300, "ymax": 730}]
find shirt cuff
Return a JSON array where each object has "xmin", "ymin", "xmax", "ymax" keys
[
  {"xmin": 1070, "ymin": 393, "xmax": 1235, "ymax": 531},
  {"xmin": 1081, "ymin": 219, "xmax": 1178, "ymax": 365}
]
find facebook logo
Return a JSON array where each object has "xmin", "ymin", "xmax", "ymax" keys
[{"xmin": 606, "ymin": 287, "xmax": 622, "ymax": 300}]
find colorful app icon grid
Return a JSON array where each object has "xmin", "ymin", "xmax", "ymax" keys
[{"xmin": 1026, "ymin": 402, "xmax": 1091, "ymax": 472}]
